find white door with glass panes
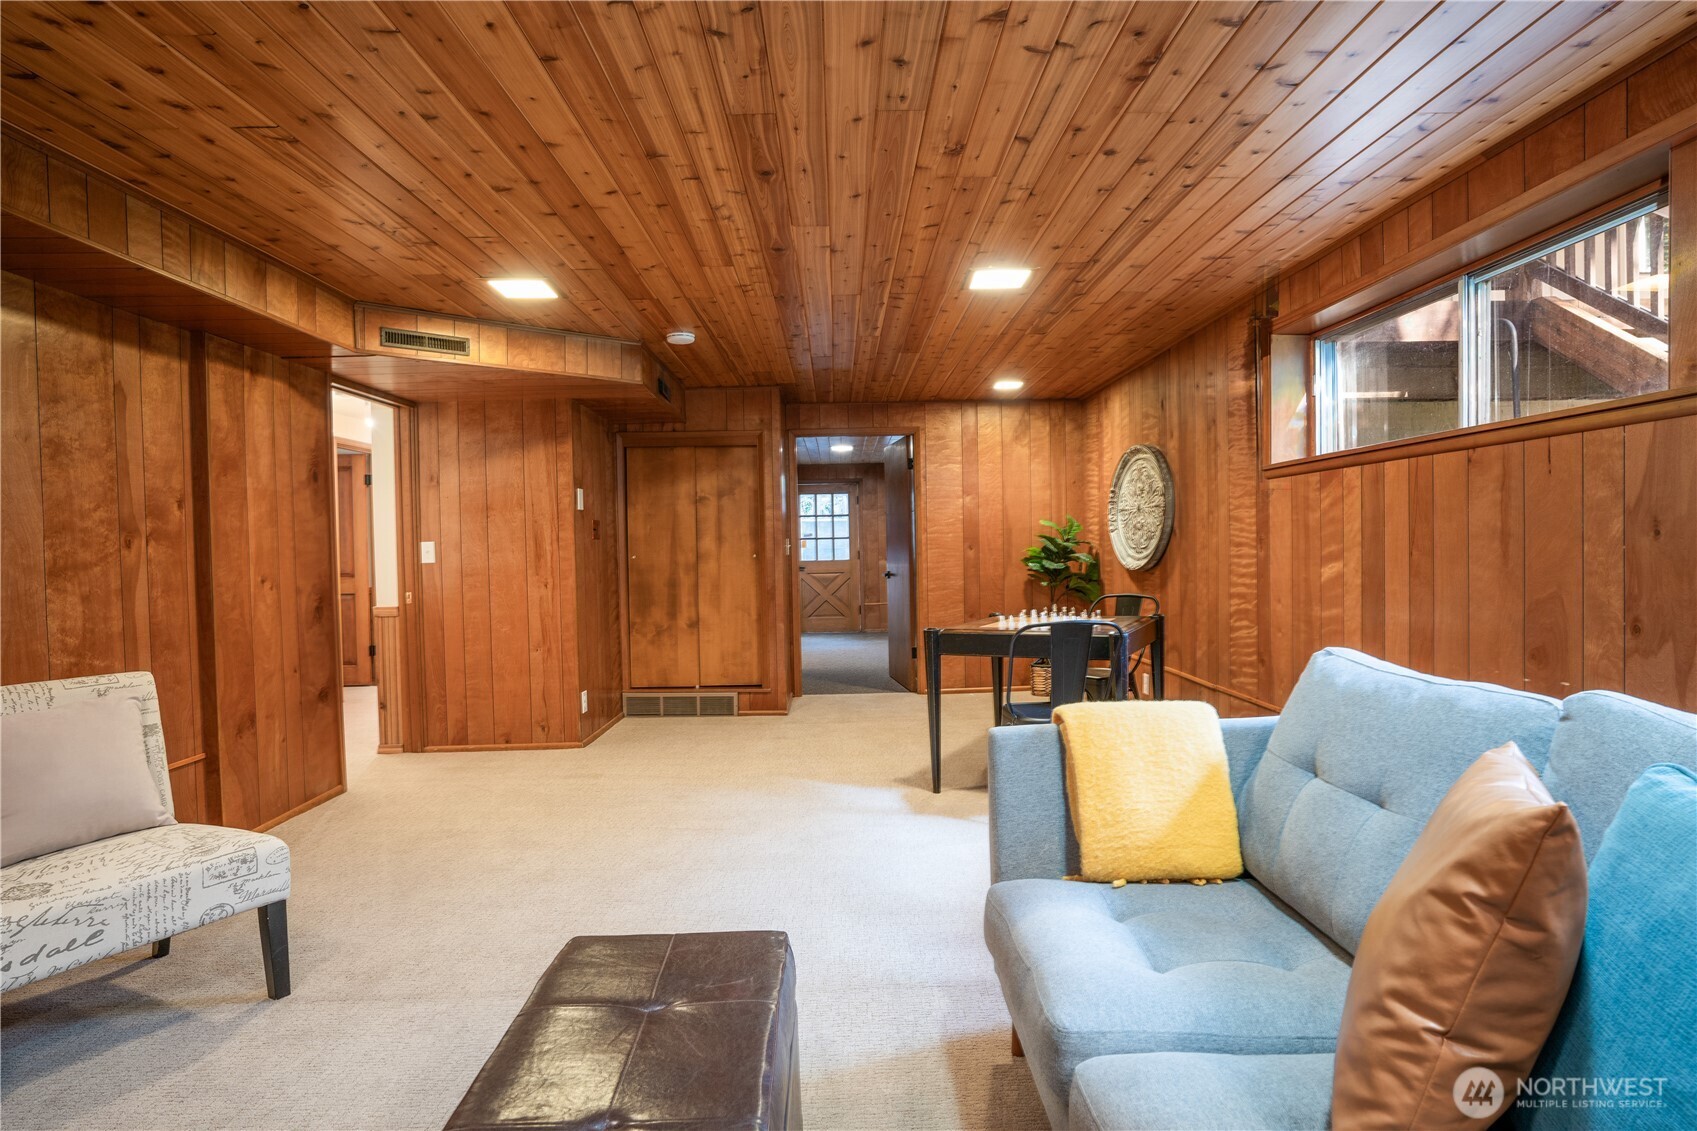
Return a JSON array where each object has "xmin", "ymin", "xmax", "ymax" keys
[{"xmin": 798, "ymin": 484, "xmax": 861, "ymax": 632}]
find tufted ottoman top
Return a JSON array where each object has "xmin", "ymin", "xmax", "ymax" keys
[{"xmin": 444, "ymin": 931, "xmax": 800, "ymax": 1131}]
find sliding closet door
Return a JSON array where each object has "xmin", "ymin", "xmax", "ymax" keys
[
  {"xmin": 695, "ymin": 445, "xmax": 763, "ymax": 686},
  {"xmin": 625, "ymin": 446, "xmax": 699, "ymax": 687}
]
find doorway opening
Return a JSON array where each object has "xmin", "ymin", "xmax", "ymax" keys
[
  {"xmin": 791, "ymin": 434, "xmax": 918, "ymax": 695},
  {"xmin": 331, "ymin": 390, "xmax": 402, "ymax": 780}
]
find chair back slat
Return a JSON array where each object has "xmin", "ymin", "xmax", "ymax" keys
[
  {"xmin": 1090, "ymin": 592, "xmax": 1160, "ymax": 617},
  {"xmin": 1002, "ymin": 620, "xmax": 1129, "ymax": 720}
]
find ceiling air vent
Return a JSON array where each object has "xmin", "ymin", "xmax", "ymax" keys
[
  {"xmin": 623, "ymin": 693, "xmax": 738, "ymax": 718},
  {"xmin": 380, "ymin": 327, "xmax": 472, "ymax": 356}
]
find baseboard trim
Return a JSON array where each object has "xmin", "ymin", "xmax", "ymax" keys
[
  {"xmin": 422, "ymin": 741, "xmax": 584, "ymax": 752},
  {"xmin": 1165, "ymin": 667, "xmax": 1280, "ymax": 713},
  {"xmin": 254, "ymin": 785, "xmax": 345, "ymax": 832},
  {"xmin": 376, "ymin": 744, "xmax": 403, "ymax": 754},
  {"xmin": 578, "ymin": 713, "xmax": 624, "ymax": 745}
]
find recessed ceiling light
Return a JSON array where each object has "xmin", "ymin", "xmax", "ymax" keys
[
  {"xmin": 488, "ymin": 278, "xmax": 558, "ymax": 299},
  {"xmin": 665, "ymin": 330, "xmax": 697, "ymax": 346},
  {"xmin": 992, "ymin": 378, "xmax": 1025, "ymax": 393},
  {"xmin": 969, "ymin": 267, "xmax": 1032, "ymax": 291},
  {"xmin": 831, "ymin": 443, "xmax": 854, "ymax": 453}
]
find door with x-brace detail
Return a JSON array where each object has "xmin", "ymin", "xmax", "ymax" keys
[{"xmin": 798, "ymin": 483, "xmax": 861, "ymax": 632}]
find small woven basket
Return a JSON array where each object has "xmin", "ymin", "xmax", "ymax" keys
[{"xmin": 1030, "ymin": 660, "xmax": 1052, "ymax": 699}]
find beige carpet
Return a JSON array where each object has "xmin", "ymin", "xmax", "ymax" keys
[
  {"xmin": 801, "ymin": 632, "xmax": 907, "ymax": 695},
  {"xmin": 0, "ymin": 690, "xmax": 1047, "ymax": 1131}
]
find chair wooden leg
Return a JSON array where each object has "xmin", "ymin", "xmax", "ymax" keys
[
  {"xmin": 150, "ymin": 937, "xmax": 171, "ymax": 959},
  {"xmin": 258, "ymin": 900, "xmax": 291, "ymax": 1000},
  {"xmin": 1011, "ymin": 1026, "xmax": 1024, "ymax": 1058}
]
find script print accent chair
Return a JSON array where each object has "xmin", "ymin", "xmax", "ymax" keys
[{"xmin": 0, "ymin": 672, "xmax": 292, "ymax": 999}]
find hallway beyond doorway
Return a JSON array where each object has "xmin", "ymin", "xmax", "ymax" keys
[{"xmin": 801, "ymin": 633, "xmax": 906, "ymax": 695}]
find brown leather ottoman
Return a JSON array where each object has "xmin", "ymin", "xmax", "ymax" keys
[{"xmin": 444, "ymin": 931, "xmax": 801, "ymax": 1131}]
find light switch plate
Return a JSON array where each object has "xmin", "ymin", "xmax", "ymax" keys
[
  {"xmin": 420, "ymin": 541, "xmax": 436, "ymax": 564},
  {"xmin": 576, "ymin": 487, "xmax": 585, "ymax": 511}
]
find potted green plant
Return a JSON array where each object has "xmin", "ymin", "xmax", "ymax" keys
[{"xmin": 1020, "ymin": 517, "xmax": 1104, "ymax": 697}]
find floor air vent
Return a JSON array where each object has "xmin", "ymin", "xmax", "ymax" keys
[
  {"xmin": 624, "ymin": 693, "xmax": 738, "ymax": 718},
  {"xmin": 380, "ymin": 327, "xmax": 472, "ymax": 355}
]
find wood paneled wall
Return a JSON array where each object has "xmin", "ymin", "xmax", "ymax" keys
[
  {"xmin": 2, "ymin": 272, "xmax": 207, "ymax": 818},
  {"xmin": 201, "ymin": 337, "xmax": 346, "ymax": 827},
  {"xmin": 798, "ymin": 461, "xmax": 888, "ymax": 633},
  {"xmin": 1086, "ymin": 315, "xmax": 1269, "ymax": 715},
  {"xmin": 3, "ymin": 129, "xmax": 356, "ymax": 352},
  {"xmin": 374, "ymin": 607, "xmax": 403, "ymax": 753},
  {"xmin": 1263, "ymin": 418, "xmax": 1696, "ymax": 709},
  {"xmin": 572, "ymin": 406, "xmax": 623, "ymax": 740},
  {"xmin": 1089, "ymin": 307, "xmax": 1697, "ymax": 717},
  {"xmin": 787, "ymin": 401, "xmax": 1090, "ymax": 690},
  {"xmin": 416, "ymin": 399, "xmax": 580, "ymax": 749},
  {"xmin": 1, "ymin": 272, "xmax": 346, "ymax": 828}
]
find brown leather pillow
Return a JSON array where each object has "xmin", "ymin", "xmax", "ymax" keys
[{"xmin": 1331, "ymin": 742, "xmax": 1587, "ymax": 1130}]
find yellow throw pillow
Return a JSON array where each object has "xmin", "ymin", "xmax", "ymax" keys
[{"xmin": 1051, "ymin": 700, "xmax": 1243, "ymax": 883}]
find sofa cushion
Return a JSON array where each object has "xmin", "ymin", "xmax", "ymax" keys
[
  {"xmin": 1, "ymin": 695, "xmax": 172, "ymax": 867},
  {"xmin": 1238, "ymin": 648, "xmax": 1561, "ymax": 952},
  {"xmin": 1542, "ymin": 691, "xmax": 1697, "ymax": 862},
  {"xmin": 0, "ymin": 823, "xmax": 291, "ymax": 991},
  {"xmin": 984, "ymin": 877, "xmax": 1349, "ymax": 1126},
  {"xmin": 1331, "ymin": 743, "xmax": 1587, "ymax": 1131},
  {"xmin": 1069, "ymin": 1052, "xmax": 1333, "ymax": 1131},
  {"xmin": 1513, "ymin": 763, "xmax": 1697, "ymax": 1130}
]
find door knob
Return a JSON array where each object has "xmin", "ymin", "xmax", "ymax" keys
[{"xmin": 883, "ymin": 570, "xmax": 896, "ymax": 578}]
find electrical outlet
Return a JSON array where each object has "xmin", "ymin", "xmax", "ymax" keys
[
  {"xmin": 419, "ymin": 541, "xmax": 436, "ymax": 564},
  {"xmin": 1141, "ymin": 671, "xmax": 1152, "ymax": 697},
  {"xmin": 580, "ymin": 690, "xmax": 589, "ymax": 713}
]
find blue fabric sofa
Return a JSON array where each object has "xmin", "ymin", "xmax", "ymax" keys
[{"xmin": 984, "ymin": 647, "xmax": 1696, "ymax": 1130}]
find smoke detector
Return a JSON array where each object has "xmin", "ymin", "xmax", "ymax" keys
[{"xmin": 665, "ymin": 330, "xmax": 696, "ymax": 346}]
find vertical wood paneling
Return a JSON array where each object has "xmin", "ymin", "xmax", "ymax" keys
[
  {"xmin": 1582, "ymin": 427, "xmax": 1626, "ymax": 691},
  {"xmin": 573, "ymin": 404, "xmax": 623, "ymax": 738},
  {"xmin": 416, "ymin": 396, "xmax": 614, "ymax": 748},
  {"xmin": 1431, "ymin": 452, "xmax": 1470, "ymax": 679},
  {"xmin": 2, "ymin": 274, "xmax": 341, "ymax": 829},
  {"xmin": 1465, "ymin": 444, "xmax": 1523, "ymax": 687},
  {"xmin": 1623, "ymin": 414, "xmax": 1697, "ymax": 706},
  {"xmin": 374, "ymin": 607, "xmax": 403, "ymax": 752},
  {"xmin": 203, "ymin": 339, "xmax": 346, "ymax": 826},
  {"xmin": 483, "ymin": 401, "xmax": 532, "ymax": 743},
  {"xmin": 1, "ymin": 273, "xmax": 48, "ymax": 682},
  {"xmin": 1523, "ymin": 435, "xmax": 1585, "ymax": 698},
  {"xmin": 1085, "ymin": 302, "xmax": 1696, "ymax": 715}
]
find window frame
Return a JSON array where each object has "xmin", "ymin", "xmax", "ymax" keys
[{"xmin": 1308, "ymin": 189, "xmax": 1671, "ymax": 458}]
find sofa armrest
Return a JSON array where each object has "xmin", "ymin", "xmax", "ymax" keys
[
  {"xmin": 1220, "ymin": 716, "xmax": 1279, "ymax": 803},
  {"xmin": 988, "ymin": 724, "xmax": 1073, "ymax": 882}
]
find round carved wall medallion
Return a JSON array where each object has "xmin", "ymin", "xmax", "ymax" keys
[{"xmin": 1108, "ymin": 445, "xmax": 1174, "ymax": 571}]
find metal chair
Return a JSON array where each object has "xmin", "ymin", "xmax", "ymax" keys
[
  {"xmin": 998, "ymin": 620, "xmax": 1128, "ymax": 725},
  {"xmin": 1086, "ymin": 593, "xmax": 1160, "ymax": 700}
]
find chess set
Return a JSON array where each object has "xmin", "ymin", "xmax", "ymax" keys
[{"xmin": 983, "ymin": 607, "xmax": 1090, "ymax": 631}]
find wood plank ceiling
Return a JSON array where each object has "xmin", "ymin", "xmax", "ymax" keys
[
  {"xmin": 3, "ymin": 2, "xmax": 1693, "ymax": 401},
  {"xmin": 795, "ymin": 434, "xmax": 901, "ymax": 464}
]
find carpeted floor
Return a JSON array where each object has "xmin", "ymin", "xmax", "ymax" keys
[
  {"xmin": 0, "ymin": 691, "xmax": 1046, "ymax": 1131},
  {"xmin": 801, "ymin": 632, "xmax": 907, "ymax": 694}
]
